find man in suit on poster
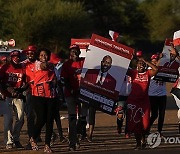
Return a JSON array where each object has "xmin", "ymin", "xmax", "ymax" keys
[
  {"xmin": 80, "ymin": 55, "xmax": 117, "ymax": 142},
  {"xmin": 82, "ymin": 55, "xmax": 116, "ymax": 92}
]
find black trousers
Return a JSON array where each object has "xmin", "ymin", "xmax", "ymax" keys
[
  {"xmin": 31, "ymin": 96, "xmax": 56, "ymax": 145},
  {"xmin": 54, "ymin": 99, "xmax": 63, "ymax": 137},
  {"xmin": 24, "ymin": 92, "xmax": 35, "ymax": 138},
  {"xmin": 149, "ymin": 95, "xmax": 167, "ymax": 132}
]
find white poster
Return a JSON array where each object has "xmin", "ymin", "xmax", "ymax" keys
[
  {"xmin": 154, "ymin": 38, "xmax": 179, "ymax": 82},
  {"xmin": 79, "ymin": 34, "xmax": 134, "ymax": 114}
]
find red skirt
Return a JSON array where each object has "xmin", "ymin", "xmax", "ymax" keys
[{"xmin": 126, "ymin": 97, "xmax": 150, "ymax": 134}]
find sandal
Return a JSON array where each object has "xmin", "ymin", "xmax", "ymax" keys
[
  {"xmin": 44, "ymin": 144, "xmax": 53, "ymax": 153},
  {"xmin": 30, "ymin": 137, "xmax": 39, "ymax": 151}
]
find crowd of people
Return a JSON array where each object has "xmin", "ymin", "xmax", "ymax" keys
[{"xmin": 0, "ymin": 40, "xmax": 180, "ymax": 153}]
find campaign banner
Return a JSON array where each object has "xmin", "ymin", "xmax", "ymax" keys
[
  {"xmin": 71, "ymin": 39, "xmax": 91, "ymax": 57},
  {"xmin": 79, "ymin": 34, "xmax": 134, "ymax": 115},
  {"xmin": 154, "ymin": 38, "xmax": 179, "ymax": 82}
]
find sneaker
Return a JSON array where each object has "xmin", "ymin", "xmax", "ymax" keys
[
  {"xmin": 44, "ymin": 144, "xmax": 53, "ymax": 153},
  {"xmin": 87, "ymin": 136, "xmax": 92, "ymax": 143},
  {"xmin": 6, "ymin": 144, "xmax": 13, "ymax": 149},
  {"xmin": 76, "ymin": 143, "xmax": 80, "ymax": 149},
  {"xmin": 14, "ymin": 141, "xmax": 24, "ymax": 149},
  {"xmin": 30, "ymin": 138, "xmax": 39, "ymax": 151}
]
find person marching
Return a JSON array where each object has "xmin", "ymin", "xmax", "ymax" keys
[
  {"xmin": 170, "ymin": 30, "xmax": 180, "ymax": 134},
  {"xmin": 148, "ymin": 54, "xmax": 167, "ymax": 137},
  {"xmin": 0, "ymin": 50, "xmax": 26, "ymax": 149},
  {"xmin": 49, "ymin": 53, "xmax": 66, "ymax": 145},
  {"xmin": 125, "ymin": 57, "xmax": 158, "ymax": 150},
  {"xmin": 29, "ymin": 48, "xmax": 57, "ymax": 153},
  {"xmin": 21, "ymin": 45, "xmax": 40, "ymax": 149},
  {"xmin": 60, "ymin": 44, "xmax": 85, "ymax": 151}
]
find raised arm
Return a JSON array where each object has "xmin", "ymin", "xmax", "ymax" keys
[{"xmin": 140, "ymin": 58, "xmax": 158, "ymax": 77}]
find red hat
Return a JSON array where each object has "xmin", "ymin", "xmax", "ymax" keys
[
  {"xmin": 151, "ymin": 54, "xmax": 159, "ymax": 60},
  {"xmin": 23, "ymin": 45, "xmax": 37, "ymax": 52},
  {"xmin": 136, "ymin": 51, "xmax": 142, "ymax": 57},
  {"xmin": 10, "ymin": 50, "xmax": 20, "ymax": 57},
  {"xmin": 69, "ymin": 44, "xmax": 80, "ymax": 50}
]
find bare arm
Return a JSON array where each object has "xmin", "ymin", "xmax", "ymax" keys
[
  {"xmin": 140, "ymin": 58, "xmax": 158, "ymax": 77},
  {"xmin": 146, "ymin": 61, "xmax": 158, "ymax": 77}
]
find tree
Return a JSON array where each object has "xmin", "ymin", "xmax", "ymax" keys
[
  {"xmin": 2, "ymin": 0, "xmax": 92, "ymax": 53},
  {"xmin": 140, "ymin": 0, "xmax": 180, "ymax": 42},
  {"xmin": 80, "ymin": 0, "xmax": 148, "ymax": 46}
]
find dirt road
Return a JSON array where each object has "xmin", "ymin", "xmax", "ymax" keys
[{"xmin": 0, "ymin": 83, "xmax": 180, "ymax": 153}]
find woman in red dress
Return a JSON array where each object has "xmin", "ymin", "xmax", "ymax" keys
[{"xmin": 126, "ymin": 58, "xmax": 158, "ymax": 150}]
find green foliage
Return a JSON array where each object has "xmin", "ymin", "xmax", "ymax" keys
[
  {"xmin": 1, "ymin": 0, "xmax": 92, "ymax": 53},
  {"xmin": 0, "ymin": 0, "xmax": 179, "ymax": 56},
  {"xmin": 140, "ymin": 0, "xmax": 180, "ymax": 42},
  {"xmin": 78, "ymin": 0, "xmax": 148, "ymax": 47}
]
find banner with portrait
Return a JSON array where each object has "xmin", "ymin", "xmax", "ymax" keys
[
  {"xmin": 79, "ymin": 34, "xmax": 134, "ymax": 115},
  {"xmin": 154, "ymin": 38, "xmax": 179, "ymax": 82},
  {"xmin": 71, "ymin": 38, "xmax": 90, "ymax": 57}
]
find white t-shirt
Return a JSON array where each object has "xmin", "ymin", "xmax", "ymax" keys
[{"xmin": 148, "ymin": 76, "xmax": 166, "ymax": 96}]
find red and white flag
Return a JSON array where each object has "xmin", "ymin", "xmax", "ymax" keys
[
  {"xmin": 173, "ymin": 30, "xmax": 180, "ymax": 46},
  {"xmin": 109, "ymin": 30, "xmax": 119, "ymax": 42},
  {"xmin": 173, "ymin": 30, "xmax": 180, "ymax": 53}
]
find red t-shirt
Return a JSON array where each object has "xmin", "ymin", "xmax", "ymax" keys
[
  {"xmin": 61, "ymin": 58, "xmax": 85, "ymax": 97},
  {"xmin": 127, "ymin": 69, "xmax": 151, "ymax": 101},
  {"xmin": 22, "ymin": 59, "xmax": 37, "ymax": 84},
  {"xmin": 0, "ymin": 63, "xmax": 25, "ymax": 97},
  {"xmin": 31, "ymin": 61, "xmax": 57, "ymax": 98}
]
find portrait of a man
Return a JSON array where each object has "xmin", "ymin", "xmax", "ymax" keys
[{"xmin": 81, "ymin": 55, "xmax": 116, "ymax": 91}]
